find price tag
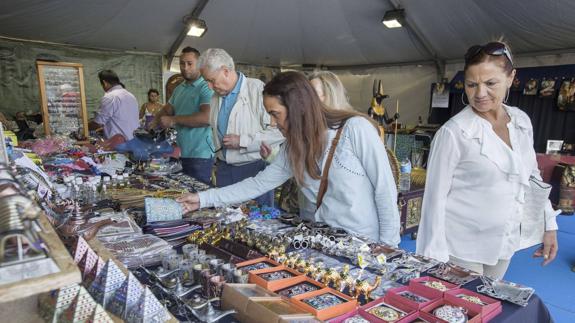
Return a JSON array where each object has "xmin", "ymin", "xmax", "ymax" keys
[
  {"xmin": 376, "ymin": 254, "xmax": 387, "ymax": 265},
  {"xmin": 357, "ymin": 254, "xmax": 366, "ymax": 268}
]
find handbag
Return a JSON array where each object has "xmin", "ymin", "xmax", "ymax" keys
[
  {"xmin": 519, "ymin": 176, "xmax": 551, "ymax": 249},
  {"xmin": 316, "ymin": 122, "xmax": 346, "ymax": 209}
]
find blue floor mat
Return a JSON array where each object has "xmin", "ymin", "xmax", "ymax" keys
[{"xmin": 399, "ymin": 215, "xmax": 575, "ymax": 323}]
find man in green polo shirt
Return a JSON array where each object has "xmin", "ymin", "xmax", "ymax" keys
[{"xmin": 153, "ymin": 47, "xmax": 214, "ymax": 184}]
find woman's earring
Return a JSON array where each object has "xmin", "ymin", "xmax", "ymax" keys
[
  {"xmin": 504, "ymin": 88, "xmax": 510, "ymax": 104},
  {"xmin": 461, "ymin": 93, "xmax": 469, "ymax": 106}
]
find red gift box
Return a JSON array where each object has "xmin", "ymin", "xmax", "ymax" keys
[
  {"xmin": 409, "ymin": 276, "xmax": 458, "ymax": 298},
  {"xmin": 421, "ymin": 298, "xmax": 481, "ymax": 323},
  {"xmin": 328, "ymin": 308, "xmax": 372, "ymax": 323},
  {"xmin": 445, "ymin": 288, "xmax": 502, "ymax": 322},
  {"xmin": 359, "ymin": 296, "xmax": 417, "ymax": 323},
  {"xmin": 384, "ymin": 285, "xmax": 440, "ymax": 310}
]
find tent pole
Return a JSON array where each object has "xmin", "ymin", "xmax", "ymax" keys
[{"xmin": 165, "ymin": 0, "xmax": 210, "ymax": 70}]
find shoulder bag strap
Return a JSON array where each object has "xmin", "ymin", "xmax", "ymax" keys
[{"xmin": 316, "ymin": 122, "xmax": 346, "ymax": 210}]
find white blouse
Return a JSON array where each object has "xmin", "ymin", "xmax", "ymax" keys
[
  {"xmin": 198, "ymin": 117, "xmax": 401, "ymax": 246},
  {"xmin": 416, "ymin": 105, "xmax": 559, "ymax": 265}
]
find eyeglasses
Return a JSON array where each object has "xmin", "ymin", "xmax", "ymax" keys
[
  {"xmin": 464, "ymin": 42, "xmax": 513, "ymax": 67},
  {"xmin": 205, "ymin": 136, "xmax": 222, "ymax": 154}
]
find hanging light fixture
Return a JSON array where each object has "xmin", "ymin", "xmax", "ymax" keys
[
  {"xmin": 187, "ymin": 18, "xmax": 207, "ymax": 37},
  {"xmin": 382, "ymin": 9, "xmax": 404, "ymax": 28}
]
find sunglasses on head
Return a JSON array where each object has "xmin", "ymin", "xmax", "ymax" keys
[{"xmin": 464, "ymin": 42, "xmax": 513, "ymax": 67}]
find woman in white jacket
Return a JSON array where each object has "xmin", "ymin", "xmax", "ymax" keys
[
  {"xmin": 416, "ymin": 42, "xmax": 559, "ymax": 278},
  {"xmin": 178, "ymin": 71, "xmax": 400, "ymax": 246}
]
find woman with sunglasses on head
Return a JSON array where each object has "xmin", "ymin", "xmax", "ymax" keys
[
  {"xmin": 178, "ymin": 71, "xmax": 401, "ymax": 246},
  {"xmin": 416, "ymin": 42, "xmax": 559, "ymax": 278}
]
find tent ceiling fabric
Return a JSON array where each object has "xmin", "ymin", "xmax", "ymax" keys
[
  {"xmin": 3, "ymin": 0, "xmax": 575, "ymax": 67},
  {"xmin": 0, "ymin": 0, "xmax": 201, "ymax": 53}
]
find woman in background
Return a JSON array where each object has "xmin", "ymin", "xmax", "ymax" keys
[
  {"xmin": 140, "ymin": 88, "xmax": 162, "ymax": 127},
  {"xmin": 308, "ymin": 71, "xmax": 354, "ymax": 111},
  {"xmin": 416, "ymin": 42, "xmax": 559, "ymax": 278}
]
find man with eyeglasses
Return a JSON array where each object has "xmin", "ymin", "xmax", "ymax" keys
[
  {"xmin": 198, "ymin": 48, "xmax": 284, "ymax": 207},
  {"xmin": 151, "ymin": 47, "xmax": 214, "ymax": 185}
]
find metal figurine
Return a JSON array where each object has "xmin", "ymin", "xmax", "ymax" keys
[
  {"xmin": 353, "ymin": 276, "xmax": 382, "ymax": 300},
  {"xmin": 56, "ymin": 202, "xmax": 115, "ymax": 242},
  {"xmin": 321, "ymin": 267, "xmax": 342, "ymax": 287},
  {"xmin": 337, "ymin": 265, "xmax": 356, "ymax": 292}
]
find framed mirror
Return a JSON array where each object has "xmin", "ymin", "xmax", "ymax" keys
[{"xmin": 36, "ymin": 61, "xmax": 89, "ymax": 139}]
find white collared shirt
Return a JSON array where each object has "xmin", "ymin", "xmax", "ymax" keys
[{"xmin": 416, "ymin": 105, "xmax": 559, "ymax": 265}]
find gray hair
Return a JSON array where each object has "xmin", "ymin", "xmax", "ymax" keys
[
  {"xmin": 198, "ymin": 48, "xmax": 235, "ymax": 72},
  {"xmin": 308, "ymin": 71, "xmax": 354, "ymax": 111}
]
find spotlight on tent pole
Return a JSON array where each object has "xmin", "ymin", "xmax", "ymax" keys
[
  {"xmin": 187, "ymin": 18, "xmax": 207, "ymax": 37},
  {"xmin": 382, "ymin": 9, "xmax": 404, "ymax": 28}
]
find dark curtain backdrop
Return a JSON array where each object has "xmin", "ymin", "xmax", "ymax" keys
[{"xmin": 429, "ymin": 64, "xmax": 575, "ymax": 153}]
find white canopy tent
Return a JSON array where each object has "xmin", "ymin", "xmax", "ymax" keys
[{"xmin": 3, "ymin": 0, "xmax": 575, "ymax": 123}]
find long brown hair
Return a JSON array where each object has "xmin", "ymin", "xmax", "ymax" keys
[{"xmin": 263, "ymin": 71, "xmax": 376, "ymax": 185}]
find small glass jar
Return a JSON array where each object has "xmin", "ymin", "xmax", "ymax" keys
[{"xmin": 180, "ymin": 259, "xmax": 195, "ymax": 285}]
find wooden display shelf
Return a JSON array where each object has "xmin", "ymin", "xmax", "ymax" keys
[{"xmin": 0, "ymin": 212, "xmax": 82, "ymax": 303}]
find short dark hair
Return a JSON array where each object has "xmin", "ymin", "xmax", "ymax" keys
[
  {"xmin": 98, "ymin": 70, "xmax": 121, "ymax": 86},
  {"xmin": 148, "ymin": 88, "xmax": 159, "ymax": 96},
  {"xmin": 181, "ymin": 46, "xmax": 200, "ymax": 58}
]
